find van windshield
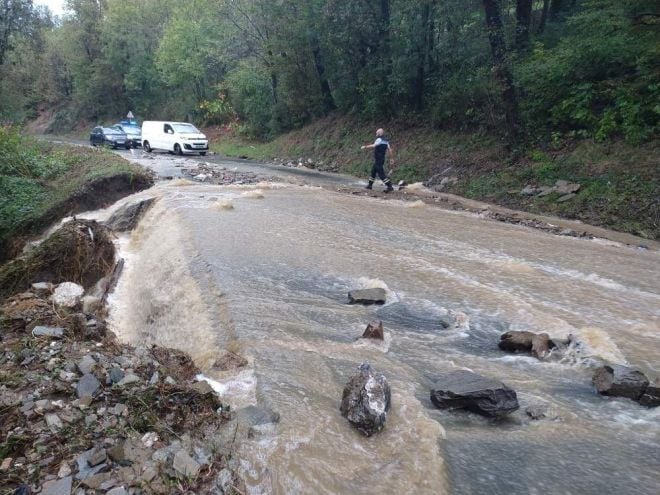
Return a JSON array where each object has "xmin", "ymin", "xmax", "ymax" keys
[{"xmin": 172, "ymin": 123, "xmax": 200, "ymax": 134}]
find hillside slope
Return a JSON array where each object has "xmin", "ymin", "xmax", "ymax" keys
[{"xmin": 210, "ymin": 116, "xmax": 659, "ymax": 240}]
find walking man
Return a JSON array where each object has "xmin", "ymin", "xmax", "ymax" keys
[{"xmin": 361, "ymin": 128, "xmax": 394, "ymax": 192}]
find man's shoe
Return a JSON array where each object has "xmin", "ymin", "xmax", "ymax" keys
[
  {"xmin": 384, "ymin": 184, "xmax": 394, "ymax": 193},
  {"xmin": 365, "ymin": 184, "xmax": 373, "ymax": 190}
]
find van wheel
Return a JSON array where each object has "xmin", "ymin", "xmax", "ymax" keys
[
  {"xmin": 144, "ymin": 141, "xmax": 152, "ymax": 152},
  {"xmin": 174, "ymin": 144, "xmax": 183, "ymax": 155}
]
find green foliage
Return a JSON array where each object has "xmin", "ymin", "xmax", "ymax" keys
[
  {"xmin": 517, "ymin": 0, "xmax": 660, "ymax": 143},
  {"xmin": 226, "ymin": 61, "xmax": 275, "ymax": 138}
]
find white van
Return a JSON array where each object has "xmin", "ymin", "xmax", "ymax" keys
[{"xmin": 141, "ymin": 121, "xmax": 209, "ymax": 156}]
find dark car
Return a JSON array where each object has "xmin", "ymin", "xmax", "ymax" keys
[
  {"xmin": 112, "ymin": 124, "xmax": 141, "ymax": 148},
  {"xmin": 89, "ymin": 126, "xmax": 129, "ymax": 149}
]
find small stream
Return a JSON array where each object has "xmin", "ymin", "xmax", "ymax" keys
[{"xmin": 106, "ymin": 156, "xmax": 660, "ymax": 495}]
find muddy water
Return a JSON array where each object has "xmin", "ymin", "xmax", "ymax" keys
[{"xmin": 109, "ymin": 178, "xmax": 660, "ymax": 495}]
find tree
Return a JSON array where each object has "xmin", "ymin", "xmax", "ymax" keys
[
  {"xmin": 482, "ymin": 0, "xmax": 521, "ymax": 140},
  {"xmin": 0, "ymin": 0, "xmax": 33, "ymax": 66},
  {"xmin": 515, "ymin": 0, "xmax": 533, "ymax": 50}
]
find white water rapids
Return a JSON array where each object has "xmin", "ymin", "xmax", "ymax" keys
[{"xmin": 98, "ymin": 154, "xmax": 659, "ymax": 495}]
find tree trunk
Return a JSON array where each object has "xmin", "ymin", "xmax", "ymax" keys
[
  {"xmin": 311, "ymin": 43, "xmax": 336, "ymax": 112},
  {"xmin": 515, "ymin": 0, "xmax": 533, "ymax": 50},
  {"xmin": 482, "ymin": 0, "xmax": 520, "ymax": 141},
  {"xmin": 380, "ymin": 0, "xmax": 392, "ymax": 107},
  {"xmin": 549, "ymin": 0, "xmax": 564, "ymax": 20},
  {"xmin": 413, "ymin": 1, "xmax": 433, "ymax": 112},
  {"xmin": 537, "ymin": 0, "xmax": 550, "ymax": 33}
]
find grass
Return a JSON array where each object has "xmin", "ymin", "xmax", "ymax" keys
[{"xmin": 0, "ymin": 126, "xmax": 152, "ymax": 261}]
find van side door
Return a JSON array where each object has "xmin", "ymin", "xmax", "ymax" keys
[{"xmin": 163, "ymin": 123, "xmax": 175, "ymax": 151}]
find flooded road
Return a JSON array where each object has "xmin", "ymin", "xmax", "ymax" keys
[{"xmin": 105, "ymin": 154, "xmax": 660, "ymax": 495}]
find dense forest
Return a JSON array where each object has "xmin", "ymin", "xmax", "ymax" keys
[{"xmin": 0, "ymin": 0, "xmax": 658, "ymax": 144}]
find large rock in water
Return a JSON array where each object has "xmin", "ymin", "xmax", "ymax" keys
[
  {"xmin": 430, "ymin": 370, "xmax": 519, "ymax": 417},
  {"xmin": 105, "ymin": 197, "xmax": 156, "ymax": 232},
  {"xmin": 362, "ymin": 320, "xmax": 384, "ymax": 340},
  {"xmin": 593, "ymin": 365, "xmax": 649, "ymax": 401},
  {"xmin": 498, "ymin": 331, "xmax": 535, "ymax": 352},
  {"xmin": 340, "ymin": 363, "xmax": 391, "ymax": 436},
  {"xmin": 348, "ymin": 288, "xmax": 387, "ymax": 305}
]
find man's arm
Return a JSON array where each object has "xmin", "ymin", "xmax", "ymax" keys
[{"xmin": 361, "ymin": 143, "xmax": 376, "ymax": 150}]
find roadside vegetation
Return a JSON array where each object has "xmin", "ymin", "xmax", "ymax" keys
[{"xmin": 0, "ymin": 126, "xmax": 152, "ymax": 262}]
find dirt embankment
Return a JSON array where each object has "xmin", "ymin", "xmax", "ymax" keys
[
  {"xmin": 0, "ymin": 139, "xmax": 154, "ymax": 263},
  {"xmin": 209, "ymin": 116, "xmax": 659, "ymax": 240},
  {"xmin": 0, "ymin": 216, "xmax": 246, "ymax": 494}
]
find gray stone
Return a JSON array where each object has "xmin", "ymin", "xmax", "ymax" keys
[
  {"xmin": 76, "ymin": 373, "xmax": 101, "ymax": 398},
  {"xmin": 32, "ymin": 282, "xmax": 54, "ymax": 293},
  {"xmin": 41, "ymin": 476, "xmax": 72, "ymax": 495},
  {"xmin": 430, "ymin": 370, "xmax": 519, "ymax": 417},
  {"xmin": 108, "ymin": 367, "xmax": 125, "ymax": 384},
  {"xmin": 361, "ymin": 320, "xmax": 384, "ymax": 340},
  {"xmin": 593, "ymin": 365, "xmax": 649, "ymax": 401},
  {"xmin": 149, "ymin": 371, "xmax": 160, "ymax": 385},
  {"xmin": 557, "ymin": 193, "xmax": 576, "ymax": 202},
  {"xmin": 105, "ymin": 198, "xmax": 156, "ymax": 232},
  {"xmin": 348, "ymin": 288, "xmax": 387, "ymax": 305},
  {"xmin": 172, "ymin": 450, "xmax": 201, "ymax": 478},
  {"xmin": 554, "ymin": 180, "xmax": 581, "ymax": 194},
  {"xmin": 340, "ymin": 363, "xmax": 391, "ymax": 436},
  {"xmin": 75, "ymin": 450, "xmax": 107, "ymax": 480},
  {"xmin": 88, "ymin": 448, "xmax": 107, "ymax": 467},
  {"xmin": 117, "ymin": 373, "xmax": 140, "ymax": 386},
  {"xmin": 107, "ymin": 487, "xmax": 128, "ymax": 495},
  {"xmin": 77, "ymin": 355, "xmax": 97, "ymax": 375},
  {"xmin": 32, "ymin": 326, "xmax": 65, "ymax": 338},
  {"xmin": 520, "ymin": 185, "xmax": 538, "ymax": 196},
  {"xmin": 525, "ymin": 405, "xmax": 549, "ymax": 420},
  {"xmin": 82, "ymin": 296, "xmax": 102, "ymax": 314},
  {"xmin": 192, "ymin": 380, "xmax": 215, "ymax": 395},
  {"xmin": 52, "ymin": 282, "xmax": 85, "ymax": 308},
  {"xmin": 236, "ymin": 405, "xmax": 280, "ymax": 427},
  {"xmin": 45, "ymin": 413, "xmax": 63, "ymax": 430},
  {"xmin": 537, "ymin": 186, "xmax": 555, "ymax": 197}
]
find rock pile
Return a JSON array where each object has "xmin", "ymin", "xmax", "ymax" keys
[
  {"xmin": 181, "ymin": 163, "xmax": 271, "ymax": 185},
  {"xmin": 0, "ymin": 290, "xmax": 245, "ymax": 494},
  {"xmin": 593, "ymin": 365, "xmax": 660, "ymax": 407}
]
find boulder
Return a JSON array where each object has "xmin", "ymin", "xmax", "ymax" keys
[
  {"xmin": 348, "ymin": 288, "xmax": 387, "ymax": 305},
  {"xmin": 520, "ymin": 185, "xmax": 538, "ymax": 196},
  {"xmin": 430, "ymin": 370, "xmax": 519, "ymax": 417},
  {"xmin": 105, "ymin": 198, "xmax": 156, "ymax": 232},
  {"xmin": 639, "ymin": 385, "xmax": 660, "ymax": 408},
  {"xmin": 592, "ymin": 365, "xmax": 649, "ymax": 401},
  {"xmin": 52, "ymin": 282, "xmax": 85, "ymax": 308},
  {"xmin": 498, "ymin": 331, "xmax": 535, "ymax": 352},
  {"xmin": 531, "ymin": 333, "xmax": 552, "ymax": 359},
  {"xmin": 362, "ymin": 320, "xmax": 384, "ymax": 340},
  {"xmin": 340, "ymin": 363, "xmax": 391, "ymax": 436}
]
